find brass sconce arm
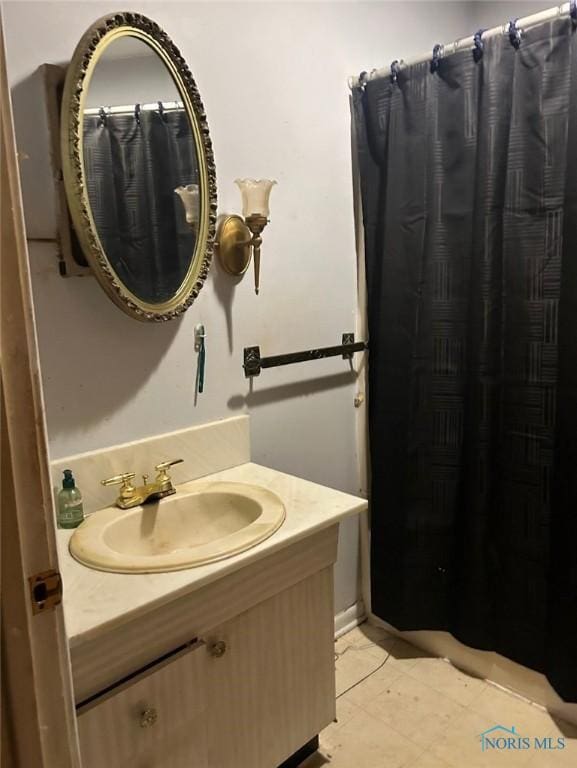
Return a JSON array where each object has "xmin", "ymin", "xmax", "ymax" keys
[
  {"xmin": 244, "ymin": 214, "xmax": 268, "ymax": 295},
  {"xmin": 216, "ymin": 213, "xmax": 268, "ymax": 295}
]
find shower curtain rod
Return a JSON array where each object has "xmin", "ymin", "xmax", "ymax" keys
[
  {"xmin": 83, "ymin": 100, "xmax": 184, "ymax": 115},
  {"xmin": 349, "ymin": 1, "xmax": 572, "ymax": 88}
]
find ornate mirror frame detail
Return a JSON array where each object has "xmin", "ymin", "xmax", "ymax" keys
[{"xmin": 60, "ymin": 12, "xmax": 217, "ymax": 321}]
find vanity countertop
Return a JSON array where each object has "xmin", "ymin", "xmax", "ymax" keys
[{"xmin": 56, "ymin": 462, "xmax": 367, "ymax": 647}]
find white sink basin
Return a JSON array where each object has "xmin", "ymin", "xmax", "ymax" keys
[{"xmin": 69, "ymin": 481, "xmax": 286, "ymax": 573}]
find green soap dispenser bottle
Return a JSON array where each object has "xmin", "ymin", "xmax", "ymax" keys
[{"xmin": 57, "ymin": 469, "xmax": 84, "ymax": 529}]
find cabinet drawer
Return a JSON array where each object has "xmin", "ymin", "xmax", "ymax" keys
[{"xmin": 77, "ymin": 640, "xmax": 208, "ymax": 768}]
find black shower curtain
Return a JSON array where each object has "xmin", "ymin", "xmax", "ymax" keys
[
  {"xmin": 354, "ymin": 16, "xmax": 577, "ymax": 700},
  {"xmin": 83, "ymin": 109, "xmax": 197, "ymax": 303}
]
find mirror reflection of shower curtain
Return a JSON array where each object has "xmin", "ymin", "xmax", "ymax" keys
[
  {"xmin": 354, "ymin": 16, "xmax": 577, "ymax": 701},
  {"xmin": 83, "ymin": 109, "xmax": 198, "ymax": 304}
]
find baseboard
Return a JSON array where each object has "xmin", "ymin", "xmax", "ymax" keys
[{"xmin": 334, "ymin": 601, "xmax": 366, "ymax": 639}]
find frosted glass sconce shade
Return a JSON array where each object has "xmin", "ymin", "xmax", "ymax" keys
[
  {"xmin": 235, "ymin": 179, "xmax": 276, "ymax": 218},
  {"xmin": 174, "ymin": 184, "xmax": 200, "ymax": 227}
]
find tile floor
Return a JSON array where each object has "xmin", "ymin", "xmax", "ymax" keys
[{"xmin": 301, "ymin": 623, "xmax": 577, "ymax": 768}]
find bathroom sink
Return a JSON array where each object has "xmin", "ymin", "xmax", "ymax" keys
[{"xmin": 69, "ymin": 481, "xmax": 286, "ymax": 573}]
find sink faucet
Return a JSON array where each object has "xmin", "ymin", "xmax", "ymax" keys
[{"xmin": 101, "ymin": 459, "xmax": 183, "ymax": 509}]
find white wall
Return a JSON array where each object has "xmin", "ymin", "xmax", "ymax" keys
[
  {"xmin": 3, "ymin": 0, "xmax": 476, "ymax": 615},
  {"xmin": 469, "ymin": 0, "xmax": 551, "ymax": 29}
]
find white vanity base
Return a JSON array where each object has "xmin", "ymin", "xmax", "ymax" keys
[{"xmin": 69, "ymin": 514, "xmax": 349, "ymax": 767}]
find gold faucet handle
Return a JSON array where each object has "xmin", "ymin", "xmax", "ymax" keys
[
  {"xmin": 101, "ymin": 472, "xmax": 136, "ymax": 501},
  {"xmin": 101, "ymin": 472, "xmax": 136, "ymax": 486},
  {"xmin": 154, "ymin": 459, "xmax": 183, "ymax": 473},
  {"xmin": 154, "ymin": 459, "xmax": 183, "ymax": 493}
]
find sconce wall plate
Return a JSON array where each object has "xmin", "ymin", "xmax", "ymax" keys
[{"xmin": 216, "ymin": 215, "xmax": 252, "ymax": 276}]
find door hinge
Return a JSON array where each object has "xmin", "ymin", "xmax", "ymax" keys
[{"xmin": 29, "ymin": 569, "xmax": 62, "ymax": 614}]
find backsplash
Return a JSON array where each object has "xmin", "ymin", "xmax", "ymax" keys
[{"xmin": 51, "ymin": 415, "xmax": 250, "ymax": 516}]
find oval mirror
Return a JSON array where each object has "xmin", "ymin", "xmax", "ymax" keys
[{"xmin": 61, "ymin": 13, "xmax": 216, "ymax": 321}]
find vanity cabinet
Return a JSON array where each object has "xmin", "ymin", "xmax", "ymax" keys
[{"xmin": 75, "ymin": 538, "xmax": 337, "ymax": 768}]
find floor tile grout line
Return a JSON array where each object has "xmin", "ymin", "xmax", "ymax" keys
[
  {"xmin": 422, "ymin": 706, "xmax": 494, "ymax": 767},
  {"xmin": 332, "ymin": 705, "xmax": 437, "ymax": 763},
  {"xmin": 356, "ymin": 703, "xmax": 466, "ymax": 758},
  {"xmin": 354, "ymin": 657, "xmax": 483, "ymax": 713},
  {"xmin": 334, "ymin": 658, "xmax": 404, "ymax": 701},
  {"xmin": 398, "ymin": 744, "xmax": 429, "ymax": 768},
  {"xmin": 340, "ymin": 676, "xmax": 469, "ymax": 758}
]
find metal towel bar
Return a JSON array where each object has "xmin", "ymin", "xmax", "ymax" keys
[{"xmin": 243, "ymin": 333, "xmax": 368, "ymax": 378}]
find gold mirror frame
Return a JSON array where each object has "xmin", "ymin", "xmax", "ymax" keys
[{"xmin": 60, "ymin": 12, "xmax": 217, "ymax": 322}]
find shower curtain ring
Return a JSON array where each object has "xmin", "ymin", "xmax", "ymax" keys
[
  {"xmin": 358, "ymin": 70, "xmax": 369, "ymax": 89},
  {"xmin": 98, "ymin": 107, "xmax": 107, "ymax": 126},
  {"xmin": 508, "ymin": 19, "xmax": 522, "ymax": 49},
  {"xmin": 430, "ymin": 44, "xmax": 443, "ymax": 73},
  {"xmin": 390, "ymin": 60, "xmax": 401, "ymax": 83},
  {"xmin": 473, "ymin": 29, "xmax": 485, "ymax": 62},
  {"xmin": 157, "ymin": 101, "xmax": 167, "ymax": 121},
  {"xmin": 134, "ymin": 103, "xmax": 141, "ymax": 124}
]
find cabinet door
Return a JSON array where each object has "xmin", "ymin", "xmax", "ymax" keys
[
  {"xmin": 206, "ymin": 568, "xmax": 335, "ymax": 768},
  {"xmin": 77, "ymin": 640, "xmax": 208, "ymax": 768}
]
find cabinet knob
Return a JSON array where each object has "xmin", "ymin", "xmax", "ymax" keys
[
  {"xmin": 139, "ymin": 707, "xmax": 158, "ymax": 728},
  {"xmin": 210, "ymin": 640, "xmax": 227, "ymax": 658}
]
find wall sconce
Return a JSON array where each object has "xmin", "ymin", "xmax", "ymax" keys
[
  {"xmin": 216, "ymin": 179, "xmax": 276, "ymax": 294},
  {"xmin": 174, "ymin": 184, "xmax": 200, "ymax": 231}
]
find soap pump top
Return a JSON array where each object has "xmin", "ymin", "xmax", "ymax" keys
[{"xmin": 62, "ymin": 468, "xmax": 75, "ymax": 489}]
